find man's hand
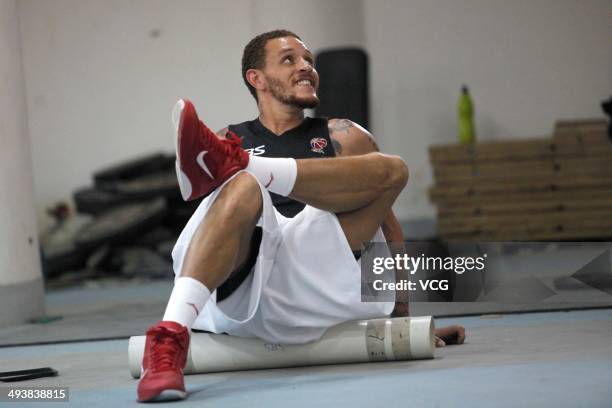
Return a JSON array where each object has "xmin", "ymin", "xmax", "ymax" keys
[{"xmin": 434, "ymin": 325, "xmax": 466, "ymax": 347}]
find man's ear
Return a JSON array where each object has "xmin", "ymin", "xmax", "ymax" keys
[{"xmin": 246, "ymin": 69, "xmax": 266, "ymax": 92}]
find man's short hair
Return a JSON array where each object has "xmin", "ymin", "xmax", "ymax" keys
[{"xmin": 241, "ymin": 29, "xmax": 302, "ymax": 101}]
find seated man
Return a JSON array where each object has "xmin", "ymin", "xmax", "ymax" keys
[{"xmin": 137, "ymin": 29, "xmax": 465, "ymax": 402}]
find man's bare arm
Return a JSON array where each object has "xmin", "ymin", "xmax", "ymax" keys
[
  {"xmin": 329, "ymin": 119, "xmax": 409, "ymax": 315},
  {"xmin": 328, "ymin": 119, "xmax": 465, "ymax": 345},
  {"xmin": 328, "ymin": 119, "xmax": 403, "ymax": 242},
  {"xmin": 328, "ymin": 118, "xmax": 403, "ymax": 241}
]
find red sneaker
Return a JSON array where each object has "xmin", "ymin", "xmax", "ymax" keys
[
  {"xmin": 137, "ymin": 321, "xmax": 189, "ymax": 402},
  {"xmin": 172, "ymin": 99, "xmax": 249, "ymax": 201}
]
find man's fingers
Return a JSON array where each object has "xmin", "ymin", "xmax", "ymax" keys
[
  {"xmin": 455, "ymin": 326, "xmax": 466, "ymax": 344},
  {"xmin": 434, "ymin": 325, "xmax": 466, "ymax": 345},
  {"xmin": 447, "ymin": 325, "xmax": 465, "ymax": 344}
]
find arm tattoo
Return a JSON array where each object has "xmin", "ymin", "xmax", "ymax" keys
[
  {"xmin": 331, "ymin": 138, "xmax": 343, "ymax": 155},
  {"xmin": 329, "ymin": 118, "xmax": 380, "ymax": 153},
  {"xmin": 329, "ymin": 119, "xmax": 354, "ymax": 134}
]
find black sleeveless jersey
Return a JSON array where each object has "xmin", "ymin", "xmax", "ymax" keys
[{"xmin": 228, "ymin": 117, "xmax": 336, "ymax": 217}]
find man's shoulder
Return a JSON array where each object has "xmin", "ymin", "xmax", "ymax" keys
[
  {"xmin": 327, "ymin": 118, "xmax": 378, "ymax": 155},
  {"xmin": 327, "ymin": 118, "xmax": 369, "ymax": 135}
]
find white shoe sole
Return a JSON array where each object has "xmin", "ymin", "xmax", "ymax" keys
[
  {"xmin": 139, "ymin": 388, "xmax": 187, "ymax": 403},
  {"xmin": 172, "ymin": 99, "xmax": 193, "ymax": 201},
  {"xmin": 150, "ymin": 389, "xmax": 187, "ymax": 402}
]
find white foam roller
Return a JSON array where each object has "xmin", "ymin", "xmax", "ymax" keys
[{"xmin": 129, "ymin": 316, "xmax": 435, "ymax": 378}]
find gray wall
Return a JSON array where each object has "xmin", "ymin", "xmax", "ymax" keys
[
  {"xmin": 0, "ymin": 0, "xmax": 44, "ymax": 325},
  {"xmin": 364, "ymin": 0, "xmax": 612, "ymax": 219},
  {"xmin": 15, "ymin": 0, "xmax": 612, "ymax": 228}
]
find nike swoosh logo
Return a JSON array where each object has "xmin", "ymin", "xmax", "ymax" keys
[
  {"xmin": 264, "ymin": 173, "xmax": 274, "ymax": 188},
  {"xmin": 186, "ymin": 302, "xmax": 200, "ymax": 315},
  {"xmin": 196, "ymin": 151, "xmax": 214, "ymax": 179}
]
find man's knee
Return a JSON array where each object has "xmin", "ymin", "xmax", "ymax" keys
[
  {"xmin": 371, "ymin": 153, "xmax": 409, "ymax": 190},
  {"xmin": 388, "ymin": 154, "xmax": 409, "ymax": 188},
  {"xmin": 214, "ymin": 172, "xmax": 263, "ymax": 224}
]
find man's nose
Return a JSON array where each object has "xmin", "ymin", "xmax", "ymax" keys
[{"xmin": 298, "ymin": 58, "xmax": 313, "ymax": 72}]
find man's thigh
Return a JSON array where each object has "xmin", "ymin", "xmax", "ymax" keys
[{"xmin": 216, "ymin": 226, "xmax": 262, "ymax": 302}]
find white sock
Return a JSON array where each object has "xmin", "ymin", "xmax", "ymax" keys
[
  {"xmin": 162, "ymin": 276, "xmax": 210, "ymax": 329},
  {"xmin": 245, "ymin": 156, "xmax": 297, "ymax": 196}
]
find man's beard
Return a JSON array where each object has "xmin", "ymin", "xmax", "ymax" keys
[{"xmin": 265, "ymin": 75, "xmax": 319, "ymax": 109}]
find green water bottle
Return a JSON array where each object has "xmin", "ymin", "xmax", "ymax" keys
[{"xmin": 458, "ymin": 85, "xmax": 476, "ymax": 144}]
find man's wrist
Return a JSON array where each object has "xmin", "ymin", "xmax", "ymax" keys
[{"xmin": 391, "ymin": 302, "xmax": 410, "ymax": 317}]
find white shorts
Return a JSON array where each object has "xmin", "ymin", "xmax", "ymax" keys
[{"xmin": 171, "ymin": 171, "xmax": 395, "ymax": 344}]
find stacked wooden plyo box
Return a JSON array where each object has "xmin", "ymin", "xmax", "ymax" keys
[{"xmin": 429, "ymin": 119, "xmax": 612, "ymax": 241}]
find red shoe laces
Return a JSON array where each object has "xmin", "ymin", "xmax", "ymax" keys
[
  {"xmin": 149, "ymin": 327, "xmax": 184, "ymax": 371},
  {"xmin": 222, "ymin": 132, "xmax": 245, "ymax": 158},
  {"xmin": 202, "ymin": 125, "xmax": 244, "ymax": 160}
]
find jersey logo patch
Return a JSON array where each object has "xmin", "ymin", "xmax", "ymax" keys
[
  {"xmin": 245, "ymin": 144, "xmax": 266, "ymax": 156},
  {"xmin": 310, "ymin": 137, "xmax": 327, "ymax": 154}
]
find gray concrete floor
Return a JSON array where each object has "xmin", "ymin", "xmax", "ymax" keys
[
  {"xmin": 2, "ymin": 278, "xmax": 610, "ymax": 347},
  {"xmin": 1, "ymin": 308, "xmax": 611, "ymax": 407}
]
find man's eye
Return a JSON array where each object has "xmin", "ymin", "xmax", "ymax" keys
[{"xmin": 283, "ymin": 56, "xmax": 293, "ymax": 64}]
